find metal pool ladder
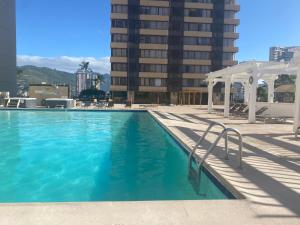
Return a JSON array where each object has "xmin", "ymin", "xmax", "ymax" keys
[
  {"xmin": 296, "ymin": 127, "xmax": 300, "ymax": 138},
  {"xmin": 188, "ymin": 121, "xmax": 243, "ymax": 177}
]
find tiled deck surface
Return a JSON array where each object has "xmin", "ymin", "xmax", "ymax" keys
[
  {"xmin": 150, "ymin": 106, "xmax": 300, "ymax": 224},
  {"xmin": 0, "ymin": 105, "xmax": 299, "ymax": 224}
]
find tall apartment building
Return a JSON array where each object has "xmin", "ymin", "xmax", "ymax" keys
[
  {"xmin": 269, "ymin": 46, "xmax": 299, "ymax": 62},
  {"xmin": 110, "ymin": 0, "xmax": 239, "ymax": 104},
  {"xmin": 0, "ymin": 0, "xmax": 17, "ymax": 96}
]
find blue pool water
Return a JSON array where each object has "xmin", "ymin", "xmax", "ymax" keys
[{"xmin": 0, "ymin": 110, "xmax": 232, "ymax": 202}]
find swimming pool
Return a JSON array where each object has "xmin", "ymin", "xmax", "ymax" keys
[{"xmin": 0, "ymin": 110, "xmax": 233, "ymax": 202}]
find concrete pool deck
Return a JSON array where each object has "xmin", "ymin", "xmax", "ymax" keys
[
  {"xmin": 0, "ymin": 105, "xmax": 299, "ymax": 224},
  {"xmin": 150, "ymin": 106, "xmax": 300, "ymax": 224}
]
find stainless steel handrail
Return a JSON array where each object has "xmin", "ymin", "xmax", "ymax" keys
[
  {"xmin": 296, "ymin": 127, "xmax": 300, "ymax": 138},
  {"xmin": 199, "ymin": 127, "xmax": 243, "ymax": 170},
  {"xmin": 189, "ymin": 125, "xmax": 243, "ymax": 181},
  {"xmin": 188, "ymin": 121, "xmax": 226, "ymax": 169}
]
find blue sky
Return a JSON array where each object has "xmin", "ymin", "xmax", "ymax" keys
[{"xmin": 16, "ymin": 0, "xmax": 300, "ymax": 73}]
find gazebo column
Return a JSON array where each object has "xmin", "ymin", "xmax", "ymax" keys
[
  {"xmin": 248, "ymin": 75, "xmax": 258, "ymax": 123},
  {"xmin": 208, "ymin": 81, "xmax": 213, "ymax": 113},
  {"xmin": 294, "ymin": 66, "xmax": 300, "ymax": 132},
  {"xmin": 266, "ymin": 79, "xmax": 275, "ymax": 103},
  {"xmin": 224, "ymin": 78, "xmax": 231, "ymax": 118},
  {"xmin": 243, "ymin": 82, "xmax": 249, "ymax": 104}
]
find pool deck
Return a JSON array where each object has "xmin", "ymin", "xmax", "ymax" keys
[{"xmin": 0, "ymin": 105, "xmax": 300, "ymax": 224}]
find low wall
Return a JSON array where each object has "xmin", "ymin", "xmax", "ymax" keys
[{"xmin": 257, "ymin": 102, "xmax": 295, "ymax": 118}]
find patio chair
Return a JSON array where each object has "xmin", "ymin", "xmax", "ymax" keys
[
  {"xmin": 107, "ymin": 101, "xmax": 114, "ymax": 108},
  {"xmin": 125, "ymin": 101, "xmax": 132, "ymax": 108}
]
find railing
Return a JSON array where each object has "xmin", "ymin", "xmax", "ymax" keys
[
  {"xmin": 6, "ymin": 99, "xmax": 10, "ymax": 107},
  {"xmin": 189, "ymin": 123, "xmax": 243, "ymax": 178},
  {"xmin": 296, "ymin": 127, "xmax": 300, "ymax": 138},
  {"xmin": 188, "ymin": 121, "xmax": 226, "ymax": 169}
]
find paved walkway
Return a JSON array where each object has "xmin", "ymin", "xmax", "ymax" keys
[{"xmin": 150, "ymin": 106, "xmax": 300, "ymax": 224}]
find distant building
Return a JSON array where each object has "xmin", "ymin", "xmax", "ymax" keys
[
  {"xmin": 75, "ymin": 62, "xmax": 98, "ymax": 96},
  {"xmin": 269, "ymin": 46, "xmax": 299, "ymax": 62},
  {"xmin": 29, "ymin": 84, "xmax": 70, "ymax": 105},
  {"xmin": 0, "ymin": 0, "xmax": 17, "ymax": 96}
]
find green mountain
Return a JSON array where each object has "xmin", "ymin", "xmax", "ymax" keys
[{"xmin": 17, "ymin": 65, "xmax": 76, "ymax": 95}]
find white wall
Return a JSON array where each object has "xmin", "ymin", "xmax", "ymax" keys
[
  {"xmin": 257, "ymin": 102, "xmax": 295, "ymax": 118},
  {"xmin": 0, "ymin": 0, "xmax": 17, "ymax": 96}
]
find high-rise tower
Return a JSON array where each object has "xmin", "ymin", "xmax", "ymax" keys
[
  {"xmin": 0, "ymin": 0, "xmax": 17, "ymax": 96},
  {"xmin": 110, "ymin": 0, "xmax": 239, "ymax": 104}
]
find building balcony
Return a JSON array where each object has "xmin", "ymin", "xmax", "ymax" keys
[
  {"xmin": 223, "ymin": 46, "xmax": 239, "ymax": 53},
  {"xmin": 139, "ymin": 58, "xmax": 168, "ymax": 64},
  {"xmin": 184, "ymin": 2, "xmax": 213, "ymax": 10},
  {"xmin": 110, "ymin": 57, "xmax": 127, "ymax": 63},
  {"xmin": 183, "ymin": 59, "xmax": 211, "ymax": 66},
  {"xmin": 111, "ymin": 0, "xmax": 127, "ymax": 4},
  {"xmin": 139, "ymin": 15, "xmax": 169, "ymax": 22},
  {"xmin": 111, "ymin": 42, "xmax": 128, "ymax": 49},
  {"xmin": 223, "ymin": 32, "xmax": 239, "ymax": 39},
  {"xmin": 139, "ymin": 29, "xmax": 169, "ymax": 36},
  {"xmin": 184, "ymin": 31, "xmax": 212, "ymax": 38},
  {"xmin": 111, "ymin": 71, "xmax": 128, "ymax": 77},
  {"xmin": 139, "ymin": 44, "xmax": 168, "ymax": 50},
  {"xmin": 139, "ymin": 72, "xmax": 168, "ymax": 79},
  {"xmin": 183, "ymin": 45, "xmax": 212, "ymax": 51},
  {"xmin": 110, "ymin": 28, "xmax": 128, "ymax": 34},
  {"xmin": 224, "ymin": 18, "xmax": 240, "ymax": 25},
  {"xmin": 139, "ymin": 0, "xmax": 169, "ymax": 7},
  {"xmin": 111, "ymin": 85, "xmax": 128, "ymax": 92},
  {"xmin": 182, "ymin": 87, "xmax": 208, "ymax": 92},
  {"xmin": 182, "ymin": 73, "xmax": 207, "ymax": 79},
  {"xmin": 225, "ymin": 4, "xmax": 240, "ymax": 11},
  {"xmin": 223, "ymin": 60, "xmax": 238, "ymax": 67},
  {"xmin": 111, "ymin": 13, "xmax": 128, "ymax": 20},
  {"xmin": 139, "ymin": 86, "xmax": 167, "ymax": 92},
  {"xmin": 184, "ymin": 17, "xmax": 213, "ymax": 24}
]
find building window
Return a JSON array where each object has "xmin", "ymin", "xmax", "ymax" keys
[
  {"xmin": 184, "ymin": 9, "xmax": 211, "ymax": 17},
  {"xmin": 140, "ymin": 78, "xmax": 167, "ymax": 87},
  {"xmin": 140, "ymin": 64, "xmax": 167, "ymax": 73},
  {"xmin": 111, "ymin": 5, "xmax": 128, "ymax": 13},
  {"xmin": 111, "ymin": 34, "xmax": 128, "ymax": 42},
  {"xmin": 111, "ymin": 63, "xmax": 127, "ymax": 71},
  {"xmin": 185, "ymin": 0, "xmax": 211, "ymax": 3},
  {"xmin": 183, "ymin": 51, "xmax": 210, "ymax": 59},
  {"xmin": 140, "ymin": 21, "xmax": 169, "ymax": 30},
  {"xmin": 111, "ymin": 19, "xmax": 128, "ymax": 28},
  {"xmin": 223, "ymin": 52, "xmax": 235, "ymax": 61},
  {"xmin": 111, "ymin": 77, "xmax": 127, "ymax": 86},
  {"xmin": 223, "ymin": 38, "xmax": 235, "ymax": 47},
  {"xmin": 140, "ymin": 6, "xmax": 169, "ymax": 16},
  {"xmin": 184, "ymin": 23, "xmax": 211, "ymax": 32},
  {"xmin": 184, "ymin": 37, "xmax": 211, "ymax": 45},
  {"xmin": 224, "ymin": 11, "xmax": 235, "ymax": 19},
  {"xmin": 140, "ymin": 49, "xmax": 167, "ymax": 58},
  {"xmin": 139, "ymin": 35, "xmax": 168, "ymax": 44},
  {"xmin": 224, "ymin": 24, "xmax": 235, "ymax": 32},
  {"xmin": 112, "ymin": 48, "xmax": 127, "ymax": 57},
  {"xmin": 182, "ymin": 65, "xmax": 210, "ymax": 73},
  {"xmin": 183, "ymin": 79, "xmax": 207, "ymax": 87}
]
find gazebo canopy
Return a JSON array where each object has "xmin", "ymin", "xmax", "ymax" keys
[{"xmin": 206, "ymin": 48, "xmax": 300, "ymax": 132}]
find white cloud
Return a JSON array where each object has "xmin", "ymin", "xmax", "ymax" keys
[{"xmin": 17, "ymin": 55, "xmax": 110, "ymax": 74}]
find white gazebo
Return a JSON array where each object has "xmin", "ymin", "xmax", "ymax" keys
[{"xmin": 206, "ymin": 48, "xmax": 300, "ymax": 133}]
